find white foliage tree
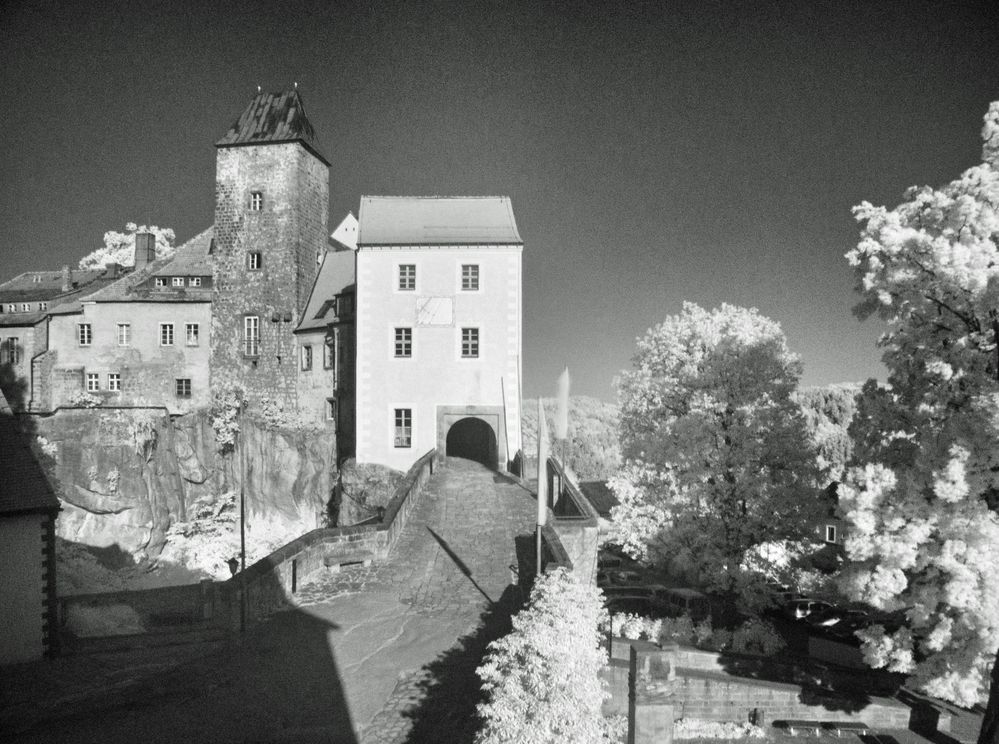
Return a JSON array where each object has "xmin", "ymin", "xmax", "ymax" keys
[
  {"xmin": 841, "ymin": 102, "xmax": 999, "ymax": 719},
  {"xmin": 609, "ymin": 302, "xmax": 821, "ymax": 598},
  {"xmin": 474, "ymin": 567, "xmax": 608, "ymax": 744},
  {"xmin": 77, "ymin": 222, "xmax": 175, "ymax": 270}
]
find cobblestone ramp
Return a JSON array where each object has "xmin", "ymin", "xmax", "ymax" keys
[{"xmin": 296, "ymin": 457, "xmax": 538, "ymax": 744}]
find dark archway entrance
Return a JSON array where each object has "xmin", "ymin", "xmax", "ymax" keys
[{"xmin": 445, "ymin": 417, "xmax": 498, "ymax": 469}]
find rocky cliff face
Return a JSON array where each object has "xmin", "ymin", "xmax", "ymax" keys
[{"xmin": 34, "ymin": 408, "xmax": 336, "ymax": 562}]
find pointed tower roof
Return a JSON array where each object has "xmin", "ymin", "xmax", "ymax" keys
[{"xmin": 216, "ymin": 89, "xmax": 329, "ymax": 165}]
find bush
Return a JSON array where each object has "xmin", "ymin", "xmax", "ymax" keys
[
  {"xmin": 730, "ymin": 618, "xmax": 786, "ymax": 656},
  {"xmin": 475, "ymin": 567, "xmax": 609, "ymax": 744}
]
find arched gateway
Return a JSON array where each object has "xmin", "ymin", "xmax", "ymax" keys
[{"xmin": 445, "ymin": 417, "xmax": 498, "ymax": 469}]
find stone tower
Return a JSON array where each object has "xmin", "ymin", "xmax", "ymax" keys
[{"xmin": 211, "ymin": 89, "xmax": 330, "ymax": 406}]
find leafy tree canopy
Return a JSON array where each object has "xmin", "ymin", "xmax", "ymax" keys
[
  {"xmin": 840, "ymin": 102, "xmax": 999, "ymax": 710},
  {"xmin": 609, "ymin": 302, "xmax": 821, "ymax": 597},
  {"xmin": 78, "ymin": 223, "xmax": 175, "ymax": 270}
]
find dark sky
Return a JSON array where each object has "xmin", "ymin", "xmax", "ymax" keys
[{"xmin": 2, "ymin": 0, "xmax": 997, "ymax": 401}]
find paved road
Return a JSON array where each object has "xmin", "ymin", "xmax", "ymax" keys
[{"xmin": 1, "ymin": 458, "xmax": 539, "ymax": 744}]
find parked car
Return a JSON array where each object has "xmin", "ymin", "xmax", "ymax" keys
[
  {"xmin": 783, "ymin": 598, "xmax": 834, "ymax": 621},
  {"xmin": 806, "ymin": 607, "xmax": 869, "ymax": 629},
  {"xmin": 824, "ymin": 616, "xmax": 870, "ymax": 643},
  {"xmin": 597, "ymin": 568, "xmax": 645, "ymax": 587}
]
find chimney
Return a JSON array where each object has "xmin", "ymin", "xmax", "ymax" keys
[
  {"xmin": 104, "ymin": 262, "xmax": 121, "ymax": 279},
  {"xmin": 61, "ymin": 265, "xmax": 72, "ymax": 292},
  {"xmin": 134, "ymin": 232, "xmax": 156, "ymax": 269}
]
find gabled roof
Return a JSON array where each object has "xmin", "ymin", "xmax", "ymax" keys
[
  {"xmin": 151, "ymin": 227, "xmax": 213, "ymax": 276},
  {"xmin": 357, "ymin": 196, "xmax": 522, "ymax": 246},
  {"xmin": 80, "ymin": 228, "xmax": 213, "ymax": 304},
  {"xmin": 0, "ymin": 269, "xmax": 120, "ymax": 324},
  {"xmin": 296, "ymin": 249, "xmax": 355, "ymax": 333},
  {"xmin": 330, "ymin": 212, "xmax": 358, "ymax": 251},
  {"xmin": 216, "ymin": 89, "xmax": 329, "ymax": 166},
  {"xmin": 0, "ymin": 390, "xmax": 59, "ymax": 516}
]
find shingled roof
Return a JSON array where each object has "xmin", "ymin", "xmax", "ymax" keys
[
  {"xmin": 216, "ymin": 89, "xmax": 329, "ymax": 166},
  {"xmin": 357, "ymin": 196, "xmax": 522, "ymax": 246},
  {"xmin": 0, "ymin": 390, "xmax": 59, "ymax": 516}
]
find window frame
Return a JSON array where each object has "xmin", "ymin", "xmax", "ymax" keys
[
  {"xmin": 189, "ymin": 277, "xmax": 202, "ymax": 288},
  {"xmin": 116, "ymin": 323, "xmax": 131, "ymax": 347},
  {"xmin": 397, "ymin": 263, "xmax": 416, "ymax": 292},
  {"xmin": 78, "ymin": 323, "xmax": 92, "ymax": 347},
  {"xmin": 301, "ymin": 344, "xmax": 313, "ymax": 371},
  {"xmin": 243, "ymin": 316, "xmax": 260, "ymax": 357},
  {"xmin": 326, "ymin": 398, "xmax": 337, "ymax": 422},
  {"xmin": 107, "ymin": 373, "xmax": 121, "ymax": 392},
  {"xmin": 323, "ymin": 337, "xmax": 335, "ymax": 370},
  {"xmin": 85, "ymin": 373, "xmax": 100, "ymax": 392},
  {"xmin": 20, "ymin": 303, "xmax": 29, "ymax": 312},
  {"xmin": 394, "ymin": 327, "xmax": 413, "ymax": 358},
  {"xmin": 185, "ymin": 323, "xmax": 199, "ymax": 347},
  {"xmin": 155, "ymin": 277, "xmax": 167, "ymax": 288},
  {"xmin": 159, "ymin": 322, "xmax": 174, "ymax": 347},
  {"xmin": 825, "ymin": 524, "xmax": 838, "ymax": 543},
  {"xmin": 175, "ymin": 378, "xmax": 192, "ymax": 398},
  {"xmin": 393, "ymin": 407, "xmax": 413, "ymax": 448},
  {"xmin": 249, "ymin": 191, "xmax": 263, "ymax": 211},
  {"xmin": 460, "ymin": 327, "xmax": 479, "ymax": 359},
  {"xmin": 460, "ymin": 263, "xmax": 480, "ymax": 291},
  {"xmin": 247, "ymin": 252, "xmax": 263, "ymax": 271}
]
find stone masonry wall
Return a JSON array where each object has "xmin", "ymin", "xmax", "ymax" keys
[{"xmin": 211, "ymin": 143, "xmax": 328, "ymax": 409}]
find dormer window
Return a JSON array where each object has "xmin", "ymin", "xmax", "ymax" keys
[
  {"xmin": 155, "ymin": 277, "xmax": 167, "ymax": 288},
  {"xmin": 32, "ymin": 275, "xmax": 41, "ymax": 283},
  {"xmin": 190, "ymin": 277, "xmax": 202, "ymax": 287},
  {"xmin": 38, "ymin": 302, "xmax": 47, "ymax": 311},
  {"xmin": 172, "ymin": 277, "xmax": 184, "ymax": 287},
  {"xmin": 249, "ymin": 191, "xmax": 263, "ymax": 211}
]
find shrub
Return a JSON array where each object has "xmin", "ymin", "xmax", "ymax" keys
[
  {"xmin": 209, "ymin": 383, "xmax": 245, "ymax": 453},
  {"xmin": 475, "ymin": 567, "xmax": 609, "ymax": 744},
  {"xmin": 673, "ymin": 719, "xmax": 766, "ymax": 740},
  {"xmin": 730, "ymin": 618, "xmax": 785, "ymax": 656},
  {"xmin": 67, "ymin": 391, "xmax": 102, "ymax": 407}
]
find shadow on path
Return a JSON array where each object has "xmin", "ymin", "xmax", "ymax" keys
[{"xmin": 426, "ymin": 527, "xmax": 493, "ymax": 605}]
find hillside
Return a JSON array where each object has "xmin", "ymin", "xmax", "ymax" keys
[{"xmin": 522, "ymin": 396, "xmax": 621, "ymax": 481}]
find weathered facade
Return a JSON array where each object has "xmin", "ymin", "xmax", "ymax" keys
[
  {"xmin": 211, "ymin": 90, "xmax": 330, "ymax": 409},
  {"xmin": 40, "ymin": 232, "xmax": 213, "ymax": 414}
]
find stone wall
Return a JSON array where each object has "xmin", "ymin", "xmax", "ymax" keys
[{"xmin": 212, "ymin": 143, "xmax": 328, "ymax": 408}]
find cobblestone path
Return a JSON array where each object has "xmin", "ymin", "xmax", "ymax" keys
[
  {"xmin": 2, "ymin": 458, "xmax": 538, "ymax": 744},
  {"xmin": 295, "ymin": 457, "xmax": 537, "ymax": 743}
]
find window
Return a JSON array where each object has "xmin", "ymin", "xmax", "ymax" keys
[
  {"xmin": 6, "ymin": 304, "xmax": 15, "ymax": 313},
  {"xmin": 249, "ymin": 191, "xmax": 263, "ymax": 211},
  {"xmin": 301, "ymin": 344, "xmax": 313, "ymax": 371},
  {"xmin": 394, "ymin": 408, "xmax": 412, "ymax": 448},
  {"xmin": 461, "ymin": 327, "xmax": 479, "ymax": 358},
  {"xmin": 398, "ymin": 264, "xmax": 416, "ymax": 291},
  {"xmin": 38, "ymin": 302, "xmax": 47, "ymax": 311},
  {"xmin": 86, "ymin": 373, "xmax": 100, "ymax": 392},
  {"xmin": 176, "ymin": 378, "xmax": 192, "ymax": 398},
  {"xmin": 186, "ymin": 323, "xmax": 200, "ymax": 346},
  {"xmin": 172, "ymin": 277, "xmax": 184, "ymax": 287},
  {"xmin": 107, "ymin": 373, "xmax": 121, "ymax": 392},
  {"xmin": 159, "ymin": 323, "xmax": 174, "ymax": 346},
  {"xmin": 461, "ymin": 264, "xmax": 479, "ymax": 291},
  {"xmin": 20, "ymin": 303, "xmax": 29, "ymax": 312},
  {"xmin": 248, "ymin": 252, "xmax": 263, "ymax": 270},
  {"xmin": 155, "ymin": 277, "xmax": 167, "ymax": 288},
  {"xmin": 190, "ymin": 277, "xmax": 202, "ymax": 287},
  {"xmin": 326, "ymin": 398, "xmax": 337, "ymax": 421},
  {"xmin": 394, "ymin": 327, "xmax": 412, "ymax": 358},
  {"xmin": 117, "ymin": 323, "xmax": 131, "ymax": 346},
  {"xmin": 323, "ymin": 338, "xmax": 335, "ymax": 369},
  {"xmin": 0, "ymin": 337, "xmax": 22, "ymax": 365},
  {"xmin": 32, "ymin": 275, "xmax": 41, "ymax": 283},
  {"xmin": 78, "ymin": 323, "xmax": 92, "ymax": 346},
  {"xmin": 243, "ymin": 316, "xmax": 260, "ymax": 357},
  {"xmin": 825, "ymin": 525, "xmax": 838, "ymax": 543}
]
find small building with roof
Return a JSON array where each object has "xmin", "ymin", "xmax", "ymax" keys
[
  {"xmin": 0, "ymin": 389, "xmax": 60, "ymax": 663},
  {"xmin": 353, "ymin": 195, "xmax": 523, "ymax": 472}
]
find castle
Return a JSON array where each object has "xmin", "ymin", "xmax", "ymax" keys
[{"xmin": 0, "ymin": 89, "xmax": 523, "ymax": 472}]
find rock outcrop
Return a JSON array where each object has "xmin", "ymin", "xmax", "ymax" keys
[{"xmin": 33, "ymin": 408, "xmax": 336, "ymax": 562}]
